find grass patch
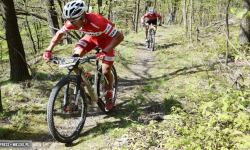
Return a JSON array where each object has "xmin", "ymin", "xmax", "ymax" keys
[{"xmin": 10, "ymin": 110, "xmax": 27, "ymax": 131}]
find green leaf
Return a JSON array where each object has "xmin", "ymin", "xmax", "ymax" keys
[
  {"xmin": 237, "ymin": 12, "xmax": 245, "ymax": 18},
  {"xmin": 230, "ymin": 7, "xmax": 237, "ymax": 14},
  {"xmin": 242, "ymin": 9, "xmax": 248, "ymax": 14}
]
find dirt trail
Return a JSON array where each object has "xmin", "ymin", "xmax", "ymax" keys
[{"xmin": 31, "ymin": 25, "xmax": 169, "ymax": 150}]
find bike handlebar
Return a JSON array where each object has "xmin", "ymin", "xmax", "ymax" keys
[
  {"xmin": 142, "ymin": 23, "xmax": 162, "ymax": 27},
  {"xmin": 46, "ymin": 47, "xmax": 103, "ymax": 65},
  {"xmin": 47, "ymin": 55, "xmax": 96, "ymax": 65}
]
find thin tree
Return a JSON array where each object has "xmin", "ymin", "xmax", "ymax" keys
[
  {"xmin": 87, "ymin": 0, "xmax": 91, "ymax": 12},
  {"xmin": 135, "ymin": 0, "xmax": 140, "ymax": 32},
  {"xmin": 97, "ymin": 0, "xmax": 101, "ymax": 14},
  {"xmin": 182, "ymin": 0, "xmax": 188, "ymax": 38},
  {"xmin": 32, "ymin": 22, "xmax": 40, "ymax": 50},
  {"xmin": 0, "ymin": 86, "xmax": 2, "ymax": 112},
  {"xmin": 23, "ymin": 0, "xmax": 37, "ymax": 53},
  {"xmin": 189, "ymin": 0, "xmax": 193, "ymax": 42},
  {"xmin": 107, "ymin": 0, "xmax": 112, "ymax": 20},
  {"xmin": 0, "ymin": 0, "xmax": 31, "ymax": 81},
  {"xmin": 199, "ymin": 0, "xmax": 203, "ymax": 27},
  {"xmin": 44, "ymin": 0, "xmax": 59, "ymax": 37},
  {"xmin": 0, "ymin": 42, "xmax": 2, "ymax": 112},
  {"xmin": 225, "ymin": 0, "xmax": 230, "ymax": 65}
]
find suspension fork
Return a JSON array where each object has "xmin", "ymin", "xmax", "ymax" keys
[
  {"xmin": 94, "ymin": 51, "xmax": 100, "ymax": 94},
  {"xmin": 63, "ymin": 82, "xmax": 70, "ymax": 111},
  {"xmin": 62, "ymin": 68, "xmax": 81, "ymax": 112},
  {"xmin": 73, "ymin": 69, "xmax": 82, "ymax": 111},
  {"xmin": 148, "ymin": 28, "xmax": 152, "ymax": 40}
]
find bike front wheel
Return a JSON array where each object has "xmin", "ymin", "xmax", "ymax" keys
[
  {"xmin": 145, "ymin": 37, "xmax": 150, "ymax": 48},
  {"xmin": 47, "ymin": 75, "xmax": 87, "ymax": 143},
  {"xmin": 97, "ymin": 65, "xmax": 118, "ymax": 112},
  {"xmin": 150, "ymin": 30, "xmax": 155, "ymax": 51}
]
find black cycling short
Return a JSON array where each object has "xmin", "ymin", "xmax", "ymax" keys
[{"xmin": 146, "ymin": 19, "xmax": 157, "ymax": 26}]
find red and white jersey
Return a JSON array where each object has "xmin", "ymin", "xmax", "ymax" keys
[
  {"xmin": 61, "ymin": 13, "xmax": 117, "ymax": 39},
  {"xmin": 142, "ymin": 12, "xmax": 162, "ymax": 20}
]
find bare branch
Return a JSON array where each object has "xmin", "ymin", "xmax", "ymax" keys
[{"xmin": 15, "ymin": 9, "xmax": 47, "ymax": 21}]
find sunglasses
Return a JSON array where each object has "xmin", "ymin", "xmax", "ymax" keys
[{"xmin": 69, "ymin": 16, "xmax": 83, "ymax": 24}]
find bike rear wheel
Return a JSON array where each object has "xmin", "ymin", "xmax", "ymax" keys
[
  {"xmin": 47, "ymin": 75, "xmax": 87, "ymax": 143},
  {"xmin": 97, "ymin": 65, "xmax": 118, "ymax": 112}
]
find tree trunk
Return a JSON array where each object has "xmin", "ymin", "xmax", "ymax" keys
[
  {"xmin": 132, "ymin": 1, "xmax": 136, "ymax": 31},
  {"xmin": 166, "ymin": 0, "xmax": 170, "ymax": 14},
  {"xmin": 33, "ymin": 22, "xmax": 40, "ymax": 50},
  {"xmin": 56, "ymin": 0, "xmax": 65, "ymax": 27},
  {"xmin": 182, "ymin": 0, "xmax": 188, "ymax": 38},
  {"xmin": 172, "ymin": 0, "xmax": 177, "ymax": 14},
  {"xmin": 44, "ymin": 0, "xmax": 59, "ymax": 37},
  {"xmin": 225, "ymin": 0, "xmax": 231, "ymax": 65},
  {"xmin": 0, "ymin": 42, "xmax": 3, "ymax": 72},
  {"xmin": 135, "ymin": 0, "xmax": 140, "ymax": 32},
  {"xmin": 196, "ymin": 26, "xmax": 199, "ymax": 42},
  {"xmin": 0, "ymin": 0, "xmax": 31, "ymax": 81},
  {"xmin": 0, "ymin": 86, "xmax": 2, "ymax": 112},
  {"xmin": 97, "ymin": 0, "xmax": 101, "ymax": 14},
  {"xmin": 199, "ymin": 0, "xmax": 203, "ymax": 27},
  {"xmin": 239, "ymin": 0, "xmax": 250, "ymax": 46},
  {"xmin": 190, "ymin": 0, "xmax": 193, "ymax": 42},
  {"xmin": 23, "ymin": 0, "xmax": 37, "ymax": 53},
  {"xmin": 87, "ymin": 0, "xmax": 91, "ymax": 12},
  {"xmin": 107, "ymin": 0, "xmax": 112, "ymax": 20},
  {"xmin": 142, "ymin": 0, "xmax": 147, "ymax": 15}
]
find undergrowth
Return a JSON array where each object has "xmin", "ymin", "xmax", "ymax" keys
[{"xmin": 109, "ymin": 23, "xmax": 250, "ymax": 149}]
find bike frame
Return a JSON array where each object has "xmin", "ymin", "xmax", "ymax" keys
[{"xmin": 61, "ymin": 57, "xmax": 108, "ymax": 111}]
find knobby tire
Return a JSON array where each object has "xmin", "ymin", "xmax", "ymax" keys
[{"xmin": 47, "ymin": 75, "xmax": 87, "ymax": 143}]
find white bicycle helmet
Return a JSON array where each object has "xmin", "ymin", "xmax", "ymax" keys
[
  {"xmin": 149, "ymin": 7, "xmax": 155, "ymax": 15},
  {"xmin": 63, "ymin": 1, "xmax": 87, "ymax": 19}
]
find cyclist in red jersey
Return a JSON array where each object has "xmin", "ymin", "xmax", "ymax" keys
[
  {"xmin": 141, "ymin": 7, "xmax": 162, "ymax": 41},
  {"xmin": 43, "ymin": 1, "xmax": 124, "ymax": 111}
]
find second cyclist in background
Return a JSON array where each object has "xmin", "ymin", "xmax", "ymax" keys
[{"xmin": 141, "ymin": 7, "xmax": 162, "ymax": 42}]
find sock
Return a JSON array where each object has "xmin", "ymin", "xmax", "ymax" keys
[{"xmin": 106, "ymin": 87, "xmax": 112, "ymax": 98}]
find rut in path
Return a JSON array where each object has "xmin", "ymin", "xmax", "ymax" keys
[{"xmin": 118, "ymin": 26, "xmax": 167, "ymax": 103}]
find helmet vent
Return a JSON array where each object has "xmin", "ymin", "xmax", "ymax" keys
[
  {"xmin": 71, "ymin": 2, "xmax": 76, "ymax": 6},
  {"xmin": 73, "ymin": 9, "xmax": 81, "ymax": 16},
  {"xmin": 69, "ymin": 9, "xmax": 74, "ymax": 16}
]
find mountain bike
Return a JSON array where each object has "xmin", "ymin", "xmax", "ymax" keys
[
  {"xmin": 46, "ymin": 47, "xmax": 118, "ymax": 143},
  {"xmin": 144, "ymin": 24, "xmax": 161, "ymax": 51}
]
